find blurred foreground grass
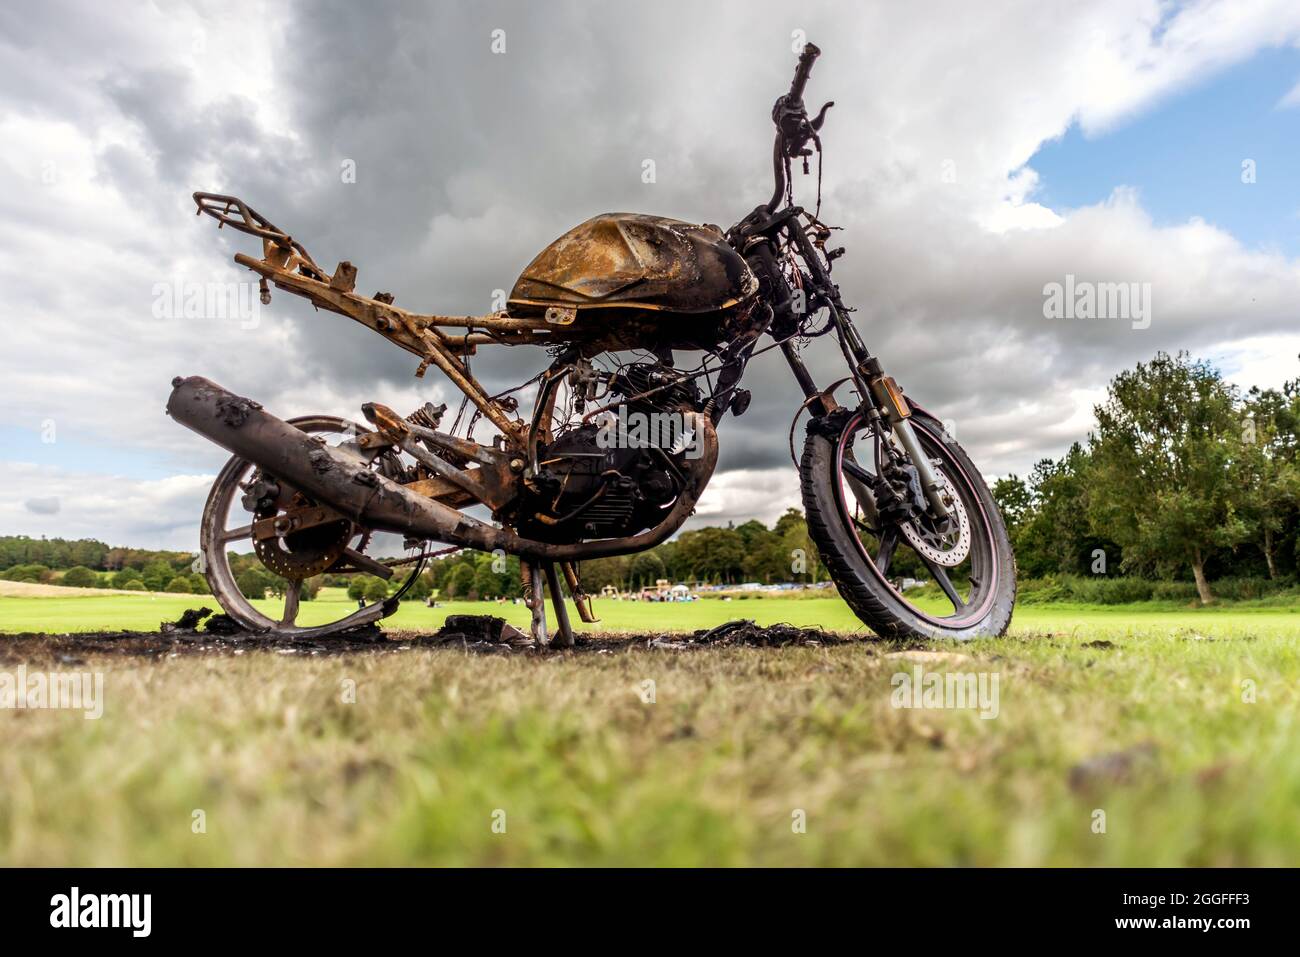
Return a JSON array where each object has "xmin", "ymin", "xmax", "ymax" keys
[{"xmin": 1, "ymin": 590, "xmax": 1297, "ymax": 865}]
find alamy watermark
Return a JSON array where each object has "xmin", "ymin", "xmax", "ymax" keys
[
  {"xmin": 1043, "ymin": 274, "xmax": 1151, "ymax": 330},
  {"xmin": 0, "ymin": 666, "xmax": 103, "ymax": 719},
  {"xmin": 50, "ymin": 887, "xmax": 150, "ymax": 937},
  {"xmin": 152, "ymin": 278, "xmax": 261, "ymax": 329},
  {"xmin": 891, "ymin": 666, "xmax": 999, "ymax": 719},
  {"xmin": 595, "ymin": 406, "xmax": 703, "ymax": 459}
]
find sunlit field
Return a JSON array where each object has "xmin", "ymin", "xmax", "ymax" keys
[
  {"xmin": 3, "ymin": 586, "xmax": 1297, "ymax": 637},
  {"xmin": 1, "ymin": 585, "xmax": 1297, "ymax": 866}
]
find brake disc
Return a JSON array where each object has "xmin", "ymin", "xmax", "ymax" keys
[
  {"xmin": 898, "ymin": 468, "xmax": 971, "ymax": 567},
  {"xmin": 254, "ymin": 519, "xmax": 353, "ymax": 579},
  {"xmin": 251, "ymin": 487, "xmax": 356, "ymax": 579}
]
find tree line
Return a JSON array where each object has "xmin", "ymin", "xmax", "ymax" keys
[
  {"xmin": 993, "ymin": 351, "xmax": 1299, "ymax": 603},
  {"xmin": 0, "ymin": 507, "xmax": 826, "ymax": 602},
  {"xmin": 381, "ymin": 507, "xmax": 828, "ymax": 602},
  {"xmin": 5, "ymin": 350, "xmax": 1292, "ymax": 606}
]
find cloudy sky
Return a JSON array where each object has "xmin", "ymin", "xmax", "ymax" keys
[{"xmin": 2, "ymin": 0, "xmax": 1299, "ymax": 550}]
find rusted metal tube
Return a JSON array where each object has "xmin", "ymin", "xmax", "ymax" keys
[
  {"xmin": 166, "ymin": 376, "xmax": 717, "ymax": 562},
  {"xmin": 561, "ymin": 561, "xmax": 599, "ymax": 623},
  {"xmin": 543, "ymin": 562, "xmax": 574, "ymax": 648}
]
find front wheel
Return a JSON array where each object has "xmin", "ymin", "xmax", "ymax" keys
[{"xmin": 801, "ymin": 409, "xmax": 1016, "ymax": 641}]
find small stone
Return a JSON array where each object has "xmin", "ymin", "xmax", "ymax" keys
[{"xmin": 1068, "ymin": 742, "xmax": 1159, "ymax": 793}]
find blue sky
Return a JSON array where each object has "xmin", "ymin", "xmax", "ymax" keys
[
  {"xmin": 0, "ymin": 425, "xmax": 175, "ymax": 481},
  {"xmin": 1029, "ymin": 46, "xmax": 1300, "ymax": 256}
]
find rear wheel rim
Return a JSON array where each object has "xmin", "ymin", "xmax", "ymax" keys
[
  {"xmin": 832, "ymin": 412, "xmax": 1001, "ymax": 629},
  {"xmin": 198, "ymin": 416, "xmax": 423, "ymax": 636}
]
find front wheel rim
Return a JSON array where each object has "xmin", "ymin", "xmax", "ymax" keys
[{"xmin": 832, "ymin": 412, "xmax": 1001, "ymax": 629}]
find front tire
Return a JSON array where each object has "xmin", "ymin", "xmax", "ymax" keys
[{"xmin": 801, "ymin": 409, "xmax": 1016, "ymax": 641}]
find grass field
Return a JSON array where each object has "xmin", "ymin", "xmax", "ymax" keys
[
  {"xmin": 1, "ymin": 587, "xmax": 1298, "ymax": 865},
  {"xmin": 4, "ymin": 585, "xmax": 1298, "ymax": 636}
]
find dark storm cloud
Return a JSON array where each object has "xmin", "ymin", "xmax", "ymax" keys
[{"xmin": 3, "ymin": 0, "xmax": 1300, "ymax": 547}]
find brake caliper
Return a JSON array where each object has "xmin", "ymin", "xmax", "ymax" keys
[{"xmin": 872, "ymin": 458, "xmax": 927, "ymax": 527}]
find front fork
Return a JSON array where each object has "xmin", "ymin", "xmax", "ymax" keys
[
  {"xmin": 772, "ymin": 227, "xmax": 951, "ymax": 525},
  {"xmin": 799, "ymin": 344, "xmax": 951, "ymax": 526},
  {"xmin": 864, "ymin": 361, "xmax": 952, "ymax": 525}
]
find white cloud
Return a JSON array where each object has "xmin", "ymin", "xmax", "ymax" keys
[
  {"xmin": 0, "ymin": 462, "xmax": 214, "ymax": 551},
  {"xmin": 692, "ymin": 468, "xmax": 803, "ymax": 530},
  {"xmin": 2, "ymin": 0, "xmax": 1299, "ymax": 547}
]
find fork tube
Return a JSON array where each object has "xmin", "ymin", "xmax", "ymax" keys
[{"xmin": 786, "ymin": 221, "xmax": 950, "ymax": 521}]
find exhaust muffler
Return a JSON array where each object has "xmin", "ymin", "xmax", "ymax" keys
[{"xmin": 166, "ymin": 375, "xmax": 716, "ymax": 561}]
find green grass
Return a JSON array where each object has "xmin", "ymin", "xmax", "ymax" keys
[
  {"xmin": 1, "ymin": 588, "xmax": 1298, "ymax": 865},
  {"xmin": 4, "ymin": 587, "xmax": 1298, "ymax": 636}
]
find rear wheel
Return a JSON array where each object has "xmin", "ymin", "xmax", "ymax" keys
[
  {"xmin": 198, "ymin": 415, "xmax": 427, "ymax": 637},
  {"xmin": 801, "ymin": 409, "xmax": 1016, "ymax": 641}
]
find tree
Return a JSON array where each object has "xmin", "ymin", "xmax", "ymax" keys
[
  {"xmin": 445, "ymin": 563, "xmax": 476, "ymax": 599},
  {"xmin": 1087, "ymin": 352, "xmax": 1251, "ymax": 603},
  {"xmin": 165, "ymin": 577, "xmax": 193, "ymax": 593},
  {"xmin": 673, "ymin": 526, "xmax": 745, "ymax": 583},
  {"xmin": 111, "ymin": 568, "xmax": 143, "ymax": 589},
  {"xmin": 425, "ymin": 559, "xmax": 451, "ymax": 592},
  {"xmin": 141, "ymin": 561, "xmax": 175, "ymax": 592},
  {"xmin": 2, "ymin": 563, "xmax": 51, "ymax": 583},
  {"xmin": 236, "ymin": 568, "xmax": 272, "ymax": 600},
  {"xmin": 628, "ymin": 551, "xmax": 666, "ymax": 589},
  {"xmin": 1011, "ymin": 445, "xmax": 1120, "ymax": 578},
  {"xmin": 363, "ymin": 577, "xmax": 390, "ymax": 602},
  {"xmin": 992, "ymin": 476, "xmax": 1031, "ymax": 536},
  {"xmin": 772, "ymin": 508, "xmax": 827, "ymax": 583},
  {"xmin": 347, "ymin": 578, "xmax": 369, "ymax": 601},
  {"xmin": 1239, "ymin": 385, "xmax": 1300, "ymax": 579},
  {"xmin": 401, "ymin": 574, "xmax": 431, "ymax": 601},
  {"xmin": 577, "ymin": 555, "xmax": 630, "ymax": 594},
  {"xmin": 61, "ymin": 566, "xmax": 98, "ymax": 588},
  {"xmin": 472, "ymin": 563, "xmax": 503, "ymax": 599}
]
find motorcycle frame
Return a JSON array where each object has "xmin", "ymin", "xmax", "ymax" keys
[
  {"xmin": 187, "ymin": 196, "xmax": 723, "ymax": 578},
  {"xmin": 186, "ymin": 41, "xmax": 955, "ymax": 558},
  {"xmin": 195, "ymin": 192, "xmax": 561, "ymax": 449}
]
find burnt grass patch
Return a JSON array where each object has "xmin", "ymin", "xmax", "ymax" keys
[{"xmin": 0, "ymin": 609, "xmax": 863, "ymax": 663}]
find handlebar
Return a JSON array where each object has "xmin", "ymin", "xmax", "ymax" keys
[
  {"xmin": 765, "ymin": 42, "xmax": 834, "ymax": 212},
  {"xmin": 788, "ymin": 42, "xmax": 820, "ymax": 105}
]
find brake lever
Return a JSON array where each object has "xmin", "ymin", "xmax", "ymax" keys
[
  {"xmin": 810, "ymin": 101, "xmax": 834, "ymax": 131},
  {"xmin": 776, "ymin": 99, "xmax": 835, "ymax": 162}
]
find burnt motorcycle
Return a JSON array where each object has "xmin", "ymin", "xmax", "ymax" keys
[{"xmin": 170, "ymin": 43, "xmax": 1016, "ymax": 644}]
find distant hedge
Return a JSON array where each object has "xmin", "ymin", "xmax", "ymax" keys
[{"xmin": 1016, "ymin": 575, "xmax": 1298, "ymax": 606}]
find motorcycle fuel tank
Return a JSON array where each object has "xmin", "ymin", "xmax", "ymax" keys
[{"xmin": 508, "ymin": 213, "xmax": 758, "ymax": 348}]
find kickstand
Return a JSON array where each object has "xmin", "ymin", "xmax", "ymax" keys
[
  {"xmin": 543, "ymin": 561, "xmax": 574, "ymax": 648},
  {"xmin": 523, "ymin": 560, "xmax": 548, "ymax": 646},
  {"xmin": 560, "ymin": 561, "xmax": 599, "ymax": 624}
]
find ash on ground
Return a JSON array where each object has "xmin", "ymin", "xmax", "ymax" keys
[{"xmin": 0, "ymin": 610, "xmax": 857, "ymax": 662}]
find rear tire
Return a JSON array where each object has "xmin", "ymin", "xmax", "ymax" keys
[
  {"xmin": 197, "ymin": 415, "xmax": 421, "ymax": 638},
  {"xmin": 801, "ymin": 409, "xmax": 1016, "ymax": 641}
]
